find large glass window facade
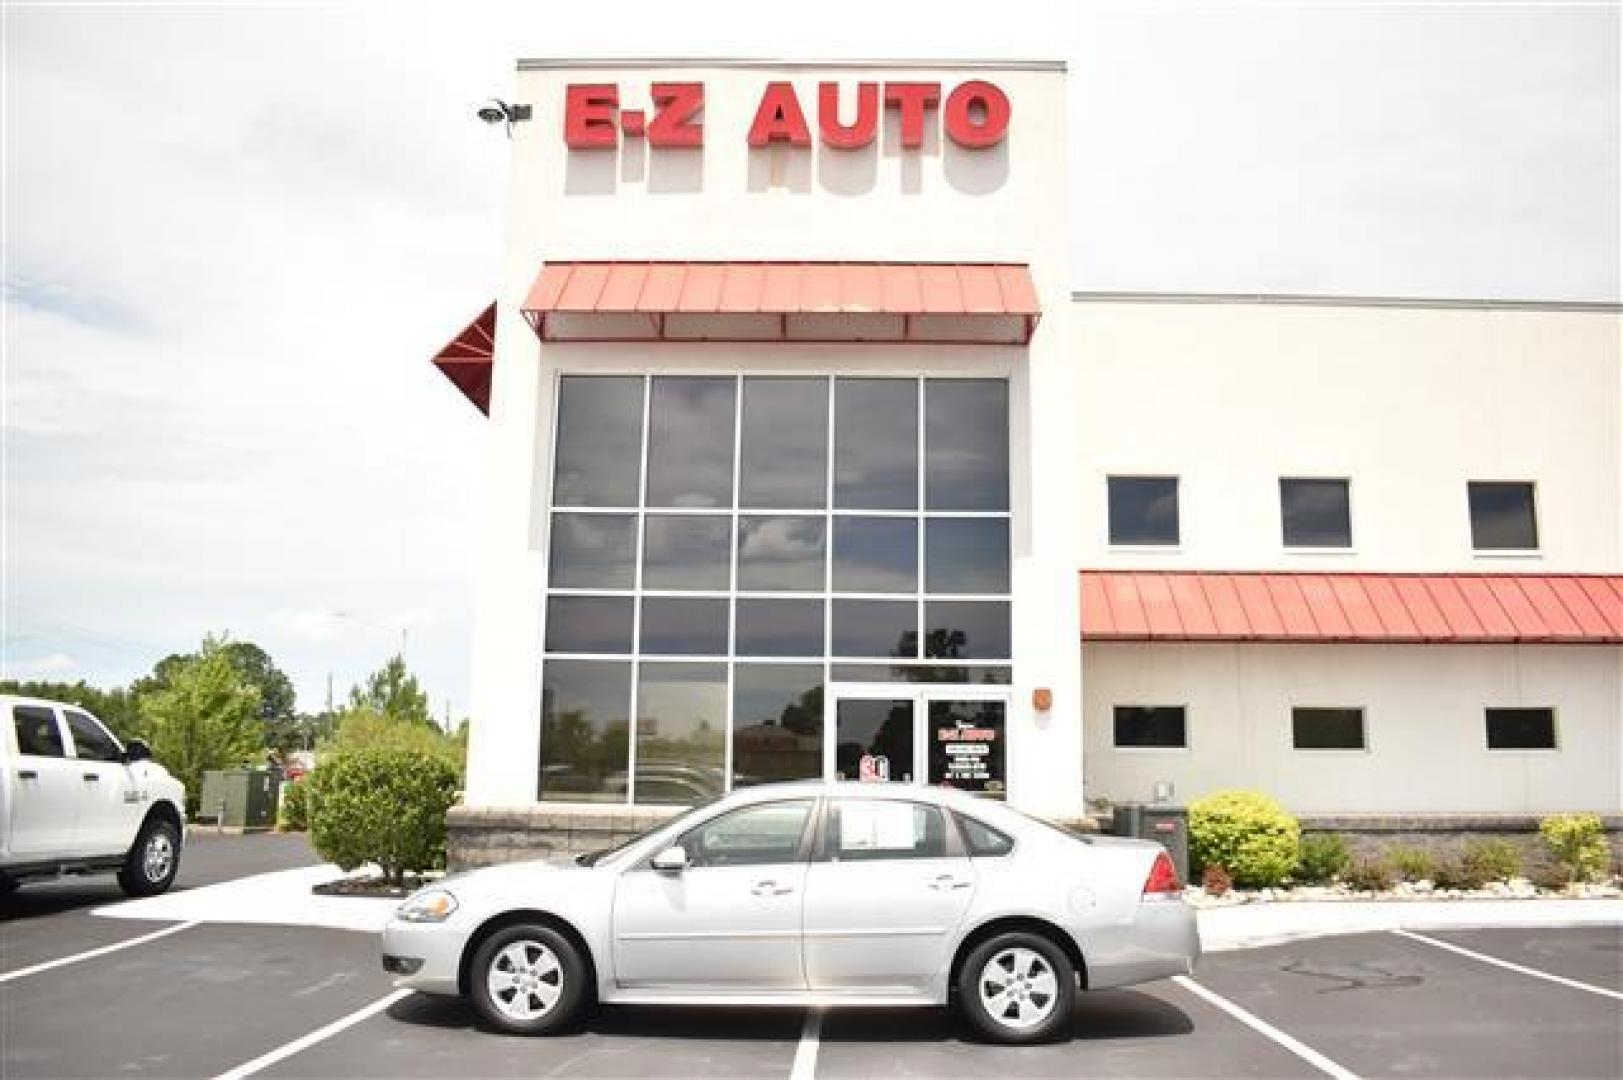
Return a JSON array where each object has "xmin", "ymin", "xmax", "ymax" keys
[{"xmin": 539, "ymin": 375, "xmax": 1012, "ymax": 805}]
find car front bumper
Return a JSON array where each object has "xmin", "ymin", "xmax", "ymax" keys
[{"xmin": 380, "ymin": 918, "xmax": 465, "ymax": 996}]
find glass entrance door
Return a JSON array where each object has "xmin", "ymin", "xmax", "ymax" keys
[{"xmin": 829, "ymin": 689, "xmax": 1009, "ymax": 795}]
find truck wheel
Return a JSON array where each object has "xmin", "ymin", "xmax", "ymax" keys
[{"xmin": 118, "ymin": 818, "xmax": 180, "ymax": 897}]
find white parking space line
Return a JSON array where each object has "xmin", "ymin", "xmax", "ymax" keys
[
  {"xmin": 789, "ymin": 1007, "xmax": 822, "ymax": 1080},
  {"xmin": 0, "ymin": 920, "xmax": 200, "ymax": 984},
  {"xmin": 1393, "ymin": 929, "xmax": 1623, "ymax": 1002},
  {"xmin": 214, "ymin": 988, "xmax": 413, "ymax": 1080},
  {"xmin": 1171, "ymin": 975, "xmax": 1361, "ymax": 1080}
]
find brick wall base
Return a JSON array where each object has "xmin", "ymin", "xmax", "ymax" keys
[{"xmin": 447, "ymin": 804, "xmax": 686, "ymax": 871}]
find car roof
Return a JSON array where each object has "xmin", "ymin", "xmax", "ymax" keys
[{"xmin": 721, "ymin": 780, "xmax": 990, "ymax": 809}]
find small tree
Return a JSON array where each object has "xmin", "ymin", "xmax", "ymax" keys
[
  {"xmin": 1540, "ymin": 813, "xmax": 1611, "ymax": 885},
  {"xmin": 139, "ymin": 636, "xmax": 263, "ymax": 816},
  {"xmin": 309, "ymin": 747, "xmax": 459, "ymax": 885},
  {"xmin": 347, "ymin": 655, "xmax": 433, "ymax": 728}
]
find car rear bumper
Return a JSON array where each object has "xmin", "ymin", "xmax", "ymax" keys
[
  {"xmin": 1084, "ymin": 898, "xmax": 1201, "ymax": 990},
  {"xmin": 380, "ymin": 919, "xmax": 464, "ymax": 996}
]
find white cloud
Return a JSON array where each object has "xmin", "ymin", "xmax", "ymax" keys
[{"xmin": 3, "ymin": 652, "xmax": 78, "ymax": 679}]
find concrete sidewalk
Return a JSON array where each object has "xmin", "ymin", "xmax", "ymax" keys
[{"xmin": 97, "ymin": 860, "xmax": 1623, "ymax": 949}]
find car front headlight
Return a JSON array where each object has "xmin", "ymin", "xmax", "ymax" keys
[{"xmin": 396, "ymin": 888, "xmax": 459, "ymax": 923}]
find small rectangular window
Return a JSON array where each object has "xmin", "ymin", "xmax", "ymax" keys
[
  {"xmin": 1280, "ymin": 478, "xmax": 1352, "ymax": 548},
  {"xmin": 1485, "ymin": 707, "xmax": 1556, "ymax": 750},
  {"xmin": 545, "ymin": 596, "xmax": 635, "ymax": 654},
  {"xmin": 1468, "ymin": 482, "xmax": 1539, "ymax": 551},
  {"xmin": 1113, "ymin": 706, "xmax": 1187, "ymax": 748},
  {"xmin": 65, "ymin": 710, "xmax": 123, "ymax": 762},
  {"xmin": 1108, "ymin": 476, "xmax": 1179, "ymax": 546},
  {"xmin": 1292, "ymin": 707, "xmax": 1366, "ymax": 750},
  {"xmin": 954, "ymin": 813, "xmax": 1015, "ymax": 856},
  {"xmin": 13, "ymin": 705, "xmax": 65, "ymax": 758}
]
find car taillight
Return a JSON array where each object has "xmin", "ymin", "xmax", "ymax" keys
[{"xmin": 1142, "ymin": 851, "xmax": 1180, "ymax": 896}]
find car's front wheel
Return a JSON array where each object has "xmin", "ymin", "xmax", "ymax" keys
[
  {"xmin": 957, "ymin": 932, "xmax": 1077, "ymax": 1044},
  {"xmin": 468, "ymin": 923, "xmax": 589, "ymax": 1035},
  {"xmin": 117, "ymin": 818, "xmax": 180, "ymax": 897}
]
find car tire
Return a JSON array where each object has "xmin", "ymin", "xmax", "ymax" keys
[
  {"xmin": 0, "ymin": 872, "xmax": 17, "ymax": 896},
  {"xmin": 468, "ymin": 923, "xmax": 590, "ymax": 1036},
  {"xmin": 117, "ymin": 818, "xmax": 181, "ymax": 897},
  {"xmin": 956, "ymin": 931, "xmax": 1077, "ymax": 1044}
]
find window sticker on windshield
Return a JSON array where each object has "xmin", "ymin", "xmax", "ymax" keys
[{"xmin": 839, "ymin": 803, "xmax": 916, "ymax": 851}]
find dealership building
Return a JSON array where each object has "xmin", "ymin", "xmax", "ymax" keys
[{"xmin": 431, "ymin": 60, "xmax": 1621, "ymax": 863}]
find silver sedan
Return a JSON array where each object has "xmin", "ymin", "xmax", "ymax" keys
[{"xmin": 381, "ymin": 781, "xmax": 1199, "ymax": 1044}]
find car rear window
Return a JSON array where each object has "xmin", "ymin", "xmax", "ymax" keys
[{"xmin": 954, "ymin": 812, "xmax": 1014, "ymax": 856}]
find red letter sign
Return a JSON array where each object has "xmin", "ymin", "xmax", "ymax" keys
[
  {"xmin": 818, "ymin": 81, "xmax": 878, "ymax": 150},
  {"xmin": 944, "ymin": 80, "xmax": 1010, "ymax": 148},
  {"xmin": 748, "ymin": 82, "xmax": 812, "ymax": 147},
  {"xmin": 564, "ymin": 84, "xmax": 619, "ymax": 149},
  {"xmin": 883, "ymin": 82, "xmax": 941, "ymax": 149},
  {"xmin": 649, "ymin": 82, "xmax": 704, "ymax": 147}
]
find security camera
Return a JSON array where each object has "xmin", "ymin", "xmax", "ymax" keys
[
  {"xmin": 476, "ymin": 99, "xmax": 533, "ymax": 138},
  {"xmin": 476, "ymin": 104, "xmax": 508, "ymax": 125}
]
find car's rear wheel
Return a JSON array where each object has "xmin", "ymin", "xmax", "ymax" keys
[
  {"xmin": 468, "ymin": 923, "xmax": 589, "ymax": 1035},
  {"xmin": 117, "ymin": 818, "xmax": 180, "ymax": 897},
  {"xmin": 957, "ymin": 932, "xmax": 1076, "ymax": 1044}
]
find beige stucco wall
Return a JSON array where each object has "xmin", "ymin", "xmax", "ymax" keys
[{"xmin": 1083, "ymin": 641, "xmax": 1622, "ymax": 814}]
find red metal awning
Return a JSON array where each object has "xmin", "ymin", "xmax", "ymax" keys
[
  {"xmin": 520, "ymin": 261, "xmax": 1041, "ymax": 345},
  {"xmin": 1080, "ymin": 571, "xmax": 1623, "ymax": 644},
  {"xmin": 432, "ymin": 302, "xmax": 495, "ymax": 415}
]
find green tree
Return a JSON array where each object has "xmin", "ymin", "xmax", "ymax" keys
[
  {"xmin": 325, "ymin": 706, "xmax": 464, "ymax": 776},
  {"xmin": 139, "ymin": 636, "xmax": 264, "ymax": 816},
  {"xmin": 346, "ymin": 654, "xmax": 432, "ymax": 727},
  {"xmin": 0, "ymin": 680, "xmax": 143, "ymax": 741},
  {"xmin": 134, "ymin": 641, "xmax": 297, "ymax": 753}
]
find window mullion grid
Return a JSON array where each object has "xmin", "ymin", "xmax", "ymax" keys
[
  {"xmin": 626, "ymin": 374, "xmax": 653, "ymax": 807},
  {"xmin": 724, "ymin": 375, "xmax": 744, "ymax": 793},
  {"xmin": 915, "ymin": 377, "xmax": 926, "ymax": 662},
  {"xmin": 823, "ymin": 375, "xmax": 836, "ymax": 728}
]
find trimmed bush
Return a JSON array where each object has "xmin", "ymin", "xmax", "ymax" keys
[
  {"xmin": 1345, "ymin": 854, "xmax": 1394, "ymax": 892},
  {"xmin": 1296, "ymin": 833, "xmax": 1352, "ymax": 885},
  {"xmin": 1189, "ymin": 790, "xmax": 1301, "ymax": 888},
  {"xmin": 1539, "ymin": 813, "xmax": 1611, "ymax": 884},
  {"xmin": 1384, "ymin": 844, "xmax": 1438, "ymax": 883},
  {"xmin": 309, "ymin": 747, "xmax": 460, "ymax": 885},
  {"xmin": 1460, "ymin": 838, "xmax": 1522, "ymax": 884},
  {"xmin": 278, "ymin": 776, "xmax": 310, "ymax": 832}
]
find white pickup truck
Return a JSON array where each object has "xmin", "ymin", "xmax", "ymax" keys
[{"xmin": 1, "ymin": 694, "xmax": 187, "ymax": 896}]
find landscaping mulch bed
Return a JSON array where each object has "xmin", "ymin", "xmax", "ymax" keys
[{"xmin": 312, "ymin": 874, "xmax": 439, "ymax": 899}]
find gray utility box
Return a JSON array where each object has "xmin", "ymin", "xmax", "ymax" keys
[
  {"xmin": 1112, "ymin": 804, "xmax": 1190, "ymax": 886},
  {"xmin": 198, "ymin": 769, "xmax": 282, "ymax": 828}
]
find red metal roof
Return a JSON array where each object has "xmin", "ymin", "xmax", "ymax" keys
[
  {"xmin": 520, "ymin": 261, "xmax": 1041, "ymax": 345},
  {"xmin": 1080, "ymin": 571, "xmax": 1623, "ymax": 644},
  {"xmin": 432, "ymin": 303, "xmax": 495, "ymax": 415}
]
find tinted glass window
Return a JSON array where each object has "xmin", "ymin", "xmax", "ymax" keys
[
  {"xmin": 553, "ymin": 377, "xmax": 644, "ymax": 507},
  {"xmin": 927, "ymin": 700, "xmax": 1006, "ymax": 797},
  {"xmin": 545, "ymin": 596, "xmax": 634, "ymax": 654},
  {"xmin": 740, "ymin": 378, "xmax": 828, "ymax": 509},
  {"xmin": 736, "ymin": 516, "xmax": 825, "ymax": 591},
  {"xmin": 829, "ymin": 664, "xmax": 1013, "ymax": 685},
  {"xmin": 955, "ymin": 813, "xmax": 1015, "ymax": 856},
  {"xmin": 834, "ymin": 379, "xmax": 917, "ymax": 510},
  {"xmin": 65, "ymin": 710, "xmax": 122, "ymax": 762},
  {"xmin": 834, "ymin": 699, "xmax": 916, "ymax": 782},
  {"xmin": 825, "ymin": 801, "xmax": 948, "ymax": 861},
  {"xmin": 646, "ymin": 378, "xmax": 736, "ymax": 508},
  {"xmin": 1292, "ymin": 707, "xmax": 1366, "ymax": 750},
  {"xmin": 1114, "ymin": 706, "xmax": 1187, "ymax": 748},
  {"xmin": 832, "ymin": 517, "xmax": 918, "ymax": 593},
  {"xmin": 13, "ymin": 705, "xmax": 64, "ymax": 758},
  {"xmin": 926, "ymin": 380, "xmax": 1009, "ymax": 511},
  {"xmin": 1109, "ymin": 477, "xmax": 1180, "ymax": 546},
  {"xmin": 676, "ymin": 800, "xmax": 814, "ymax": 868},
  {"xmin": 1469, "ymin": 482, "xmax": 1539, "ymax": 550},
  {"xmin": 735, "ymin": 599, "xmax": 824, "ymax": 657},
  {"xmin": 925, "ymin": 518, "xmax": 1010, "ymax": 594},
  {"xmin": 639, "ymin": 598, "xmax": 728, "ymax": 656},
  {"xmin": 923, "ymin": 601, "xmax": 1011, "ymax": 660},
  {"xmin": 732, "ymin": 665, "xmax": 823, "ymax": 786},
  {"xmin": 831, "ymin": 600, "xmax": 917, "ymax": 658},
  {"xmin": 1485, "ymin": 707, "xmax": 1556, "ymax": 750},
  {"xmin": 642, "ymin": 515, "xmax": 731, "ymax": 590},
  {"xmin": 1281, "ymin": 479, "xmax": 1353, "ymax": 548},
  {"xmin": 540, "ymin": 661, "xmax": 631, "ymax": 802},
  {"xmin": 549, "ymin": 514, "xmax": 637, "ymax": 589},
  {"xmin": 636, "ymin": 663, "xmax": 727, "ymax": 805}
]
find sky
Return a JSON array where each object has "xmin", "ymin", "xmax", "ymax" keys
[{"xmin": 2, "ymin": 0, "xmax": 1618, "ymax": 720}]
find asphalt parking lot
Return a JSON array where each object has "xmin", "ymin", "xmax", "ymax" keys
[{"xmin": 3, "ymin": 835, "xmax": 1619, "ymax": 1079}]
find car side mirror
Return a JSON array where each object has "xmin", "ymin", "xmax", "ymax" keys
[
  {"xmin": 650, "ymin": 846, "xmax": 688, "ymax": 873},
  {"xmin": 124, "ymin": 739, "xmax": 152, "ymax": 763}
]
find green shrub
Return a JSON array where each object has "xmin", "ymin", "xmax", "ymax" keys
[
  {"xmin": 1385, "ymin": 844, "xmax": 1438, "ymax": 882},
  {"xmin": 278, "ymin": 776, "xmax": 310, "ymax": 832},
  {"xmin": 1296, "ymin": 833, "xmax": 1352, "ymax": 885},
  {"xmin": 1539, "ymin": 813, "xmax": 1611, "ymax": 884},
  {"xmin": 1345, "ymin": 854, "xmax": 1394, "ymax": 892},
  {"xmin": 1460, "ymin": 838, "xmax": 1522, "ymax": 884},
  {"xmin": 309, "ymin": 747, "xmax": 460, "ymax": 884},
  {"xmin": 1189, "ymin": 790, "xmax": 1301, "ymax": 888},
  {"xmin": 1432, "ymin": 853, "xmax": 1488, "ymax": 891}
]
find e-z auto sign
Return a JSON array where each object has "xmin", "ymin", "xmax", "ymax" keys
[{"xmin": 563, "ymin": 80, "xmax": 1010, "ymax": 150}]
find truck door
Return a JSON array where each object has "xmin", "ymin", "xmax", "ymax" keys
[
  {"xmin": 63, "ymin": 709, "xmax": 138, "ymax": 857},
  {"xmin": 8, "ymin": 704, "xmax": 80, "ymax": 857}
]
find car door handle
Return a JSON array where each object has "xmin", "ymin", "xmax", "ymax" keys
[
  {"xmin": 17, "ymin": 769, "xmax": 38, "ymax": 780},
  {"xmin": 929, "ymin": 875, "xmax": 972, "ymax": 891},
  {"xmin": 83, "ymin": 772, "xmax": 101, "ymax": 781},
  {"xmin": 751, "ymin": 880, "xmax": 793, "ymax": 897}
]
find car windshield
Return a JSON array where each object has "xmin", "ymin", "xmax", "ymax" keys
[{"xmin": 574, "ymin": 804, "xmax": 706, "ymax": 867}]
